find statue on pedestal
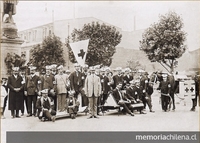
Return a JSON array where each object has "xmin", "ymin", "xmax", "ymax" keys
[
  {"xmin": 2, "ymin": 0, "xmax": 18, "ymax": 23},
  {"xmin": 1, "ymin": 0, "xmax": 19, "ymax": 39}
]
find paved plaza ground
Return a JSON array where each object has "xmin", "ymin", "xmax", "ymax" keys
[{"xmin": 1, "ymin": 89, "xmax": 199, "ymax": 143}]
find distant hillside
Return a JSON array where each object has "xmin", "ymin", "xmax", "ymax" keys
[
  {"xmin": 111, "ymin": 47, "xmax": 200, "ymax": 73},
  {"xmin": 117, "ymin": 30, "xmax": 144, "ymax": 50}
]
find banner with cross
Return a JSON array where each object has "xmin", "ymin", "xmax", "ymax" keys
[
  {"xmin": 179, "ymin": 80, "xmax": 196, "ymax": 99},
  {"xmin": 69, "ymin": 39, "xmax": 89, "ymax": 66}
]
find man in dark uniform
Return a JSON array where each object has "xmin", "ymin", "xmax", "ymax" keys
[
  {"xmin": 190, "ymin": 74, "xmax": 199, "ymax": 111},
  {"xmin": 69, "ymin": 63, "xmax": 84, "ymax": 99},
  {"xmin": 123, "ymin": 68, "xmax": 133, "ymax": 89},
  {"xmin": 140, "ymin": 71, "xmax": 154, "ymax": 112},
  {"xmin": 25, "ymin": 66, "xmax": 41, "ymax": 117},
  {"xmin": 158, "ymin": 73, "xmax": 171, "ymax": 112},
  {"xmin": 19, "ymin": 66, "xmax": 28, "ymax": 116},
  {"xmin": 50, "ymin": 64, "xmax": 57, "ymax": 111},
  {"xmin": 168, "ymin": 72, "xmax": 175, "ymax": 111},
  {"xmin": 7, "ymin": 67, "xmax": 24, "ymax": 118},
  {"xmin": 112, "ymin": 67, "xmax": 123, "ymax": 89},
  {"xmin": 40, "ymin": 65, "xmax": 56, "ymax": 110},
  {"xmin": 100, "ymin": 68, "xmax": 111, "ymax": 106},
  {"xmin": 81, "ymin": 64, "xmax": 89, "ymax": 107}
]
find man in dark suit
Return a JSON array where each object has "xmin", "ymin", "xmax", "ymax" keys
[
  {"xmin": 7, "ymin": 67, "xmax": 24, "ymax": 118},
  {"xmin": 112, "ymin": 82, "xmax": 134, "ymax": 116},
  {"xmin": 69, "ymin": 63, "xmax": 84, "ymax": 99},
  {"xmin": 168, "ymin": 73, "xmax": 175, "ymax": 111},
  {"xmin": 25, "ymin": 66, "xmax": 41, "ymax": 117},
  {"xmin": 112, "ymin": 67, "xmax": 123, "ymax": 89},
  {"xmin": 140, "ymin": 71, "xmax": 154, "ymax": 112},
  {"xmin": 100, "ymin": 68, "xmax": 111, "ymax": 105},
  {"xmin": 19, "ymin": 67, "xmax": 28, "ymax": 116},
  {"xmin": 123, "ymin": 68, "xmax": 133, "ymax": 89},
  {"xmin": 40, "ymin": 65, "xmax": 56, "ymax": 110}
]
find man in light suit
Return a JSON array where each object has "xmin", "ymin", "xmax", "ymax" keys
[{"xmin": 85, "ymin": 66, "xmax": 101, "ymax": 119}]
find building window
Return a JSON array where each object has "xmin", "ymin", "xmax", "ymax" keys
[
  {"xmin": 49, "ymin": 29, "xmax": 51, "ymax": 35},
  {"xmin": 29, "ymin": 32, "xmax": 31, "ymax": 42},
  {"xmin": 34, "ymin": 30, "xmax": 37, "ymax": 41}
]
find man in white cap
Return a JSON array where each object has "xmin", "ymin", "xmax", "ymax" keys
[
  {"xmin": 55, "ymin": 65, "xmax": 69, "ymax": 112},
  {"xmin": 85, "ymin": 66, "xmax": 101, "ymax": 119},
  {"xmin": 7, "ymin": 67, "xmax": 24, "ymax": 118},
  {"xmin": 24, "ymin": 66, "xmax": 41, "ymax": 117},
  {"xmin": 36, "ymin": 89, "xmax": 56, "ymax": 122},
  {"xmin": 69, "ymin": 63, "xmax": 84, "ymax": 99},
  {"xmin": 50, "ymin": 64, "xmax": 57, "ymax": 76}
]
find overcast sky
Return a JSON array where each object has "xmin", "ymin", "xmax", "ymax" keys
[{"xmin": 12, "ymin": 1, "xmax": 200, "ymax": 51}]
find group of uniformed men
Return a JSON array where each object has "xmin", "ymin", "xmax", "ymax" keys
[{"xmin": 1, "ymin": 63, "xmax": 199, "ymax": 122}]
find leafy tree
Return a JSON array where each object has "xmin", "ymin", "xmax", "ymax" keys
[
  {"xmin": 126, "ymin": 59, "xmax": 145, "ymax": 72},
  {"xmin": 30, "ymin": 34, "xmax": 65, "ymax": 71},
  {"xmin": 139, "ymin": 11, "xmax": 187, "ymax": 73},
  {"xmin": 67, "ymin": 22, "xmax": 122, "ymax": 67},
  {"xmin": 4, "ymin": 53, "xmax": 26, "ymax": 75}
]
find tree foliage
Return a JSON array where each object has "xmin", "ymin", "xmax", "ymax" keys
[
  {"xmin": 4, "ymin": 53, "xmax": 26, "ymax": 75},
  {"xmin": 30, "ymin": 34, "xmax": 65, "ymax": 71},
  {"xmin": 139, "ymin": 11, "xmax": 187, "ymax": 73},
  {"xmin": 67, "ymin": 22, "xmax": 122, "ymax": 67}
]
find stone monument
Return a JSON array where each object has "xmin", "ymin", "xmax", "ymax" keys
[{"xmin": 1, "ymin": 0, "xmax": 24, "ymax": 78}]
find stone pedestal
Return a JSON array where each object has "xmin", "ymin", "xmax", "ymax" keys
[{"xmin": 1, "ymin": 23, "xmax": 24, "ymax": 78}]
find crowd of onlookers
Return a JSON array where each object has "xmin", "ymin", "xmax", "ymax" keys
[{"xmin": 1, "ymin": 63, "xmax": 199, "ymax": 122}]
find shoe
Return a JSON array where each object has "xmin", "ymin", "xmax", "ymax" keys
[
  {"xmin": 130, "ymin": 113, "xmax": 134, "ymax": 116},
  {"xmin": 51, "ymin": 116, "xmax": 56, "ymax": 122},
  {"xmin": 27, "ymin": 114, "xmax": 32, "ymax": 117},
  {"xmin": 97, "ymin": 113, "xmax": 102, "ymax": 116},
  {"xmin": 21, "ymin": 113, "xmax": 24, "ymax": 116},
  {"xmin": 140, "ymin": 111, "xmax": 146, "ymax": 114},
  {"xmin": 1, "ymin": 115, "xmax": 5, "ymax": 119},
  {"xmin": 12, "ymin": 116, "xmax": 15, "ymax": 119},
  {"xmin": 190, "ymin": 108, "xmax": 195, "ymax": 111},
  {"xmin": 70, "ymin": 114, "xmax": 75, "ymax": 119},
  {"xmin": 16, "ymin": 116, "xmax": 21, "ymax": 118},
  {"xmin": 93, "ymin": 116, "xmax": 99, "ymax": 119},
  {"xmin": 87, "ymin": 116, "xmax": 93, "ymax": 119},
  {"xmin": 41, "ymin": 117, "xmax": 45, "ymax": 122},
  {"xmin": 150, "ymin": 110, "xmax": 155, "ymax": 113}
]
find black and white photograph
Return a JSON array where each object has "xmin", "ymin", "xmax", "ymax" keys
[{"xmin": 1, "ymin": 1, "xmax": 200, "ymax": 143}]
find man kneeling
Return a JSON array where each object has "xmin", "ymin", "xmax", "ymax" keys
[{"xmin": 36, "ymin": 89, "xmax": 56, "ymax": 122}]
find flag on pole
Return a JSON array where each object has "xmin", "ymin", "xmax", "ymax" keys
[{"xmin": 69, "ymin": 39, "xmax": 89, "ymax": 66}]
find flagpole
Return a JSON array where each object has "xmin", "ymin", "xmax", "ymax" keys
[{"xmin": 67, "ymin": 23, "xmax": 70, "ymax": 69}]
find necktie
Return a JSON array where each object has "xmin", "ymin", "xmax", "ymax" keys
[{"xmin": 93, "ymin": 75, "xmax": 94, "ymax": 93}]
